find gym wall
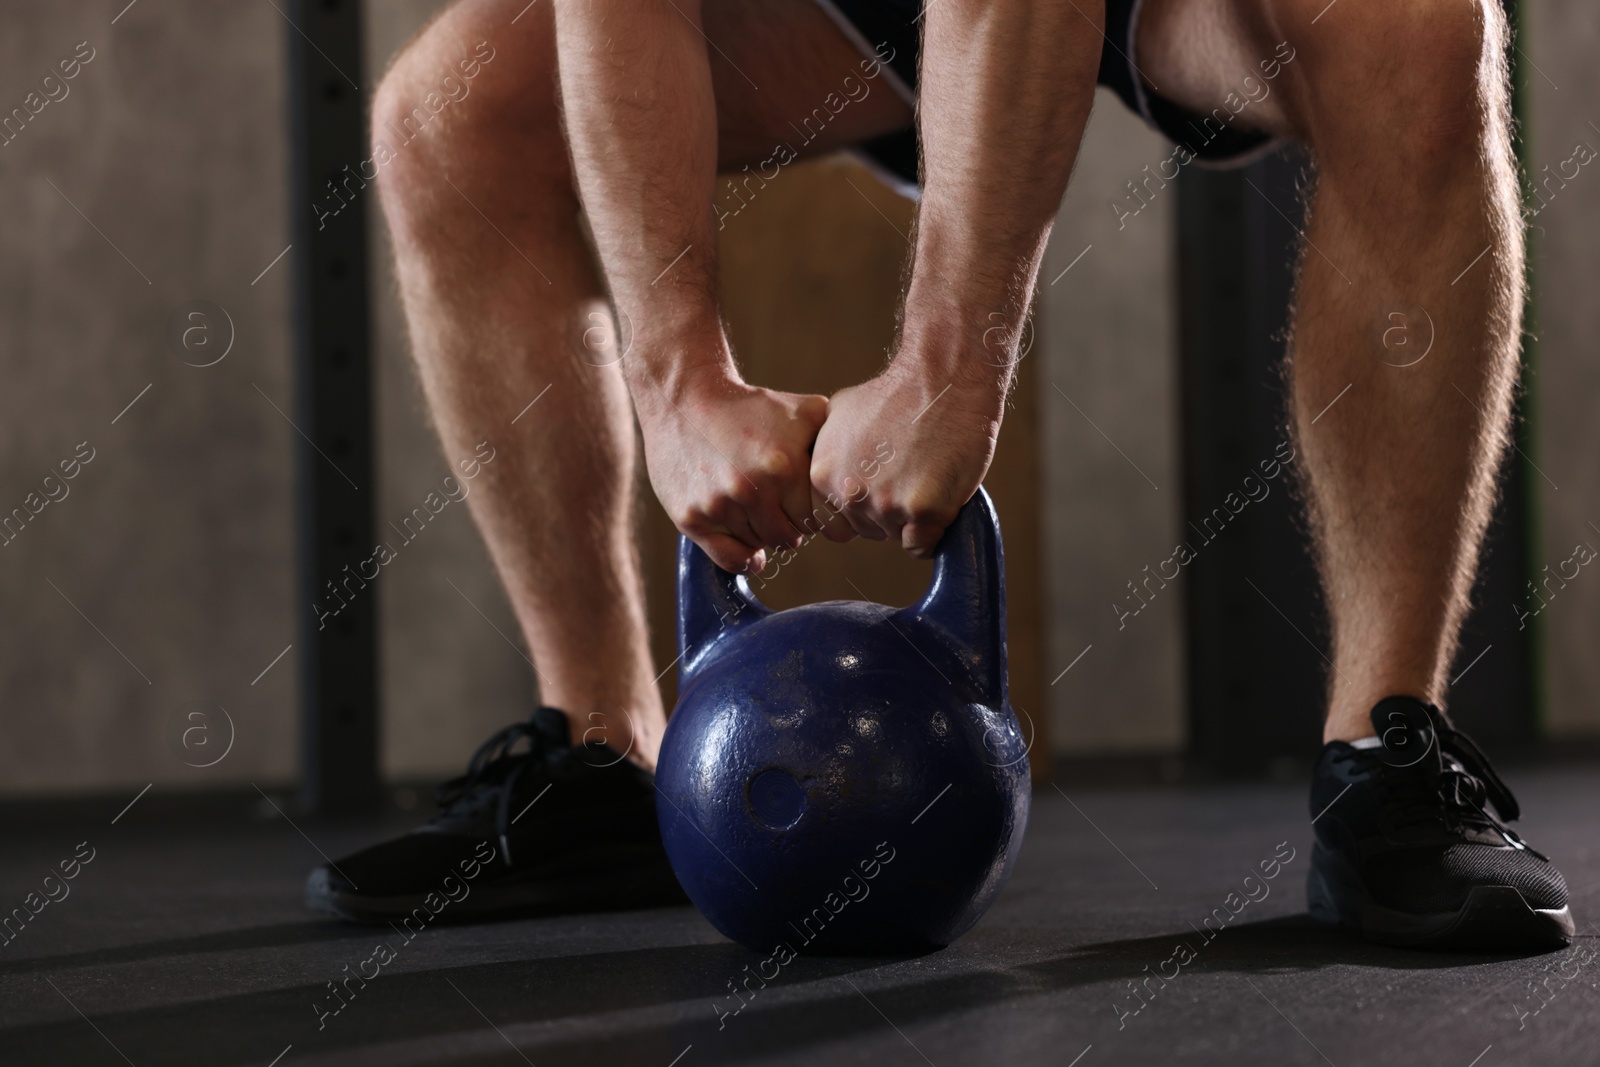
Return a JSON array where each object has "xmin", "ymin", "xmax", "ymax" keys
[
  {"xmin": 1526, "ymin": 0, "xmax": 1600, "ymax": 738},
  {"xmin": 1040, "ymin": 95, "xmax": 1185, "ymax": 755},
  {"xmin": 0, "ymin": 0, "xmax": 1595, "ymax": 797},
  {"xmin": 0, "ymin": 2, "xmax": 299, "ymax": 794}
]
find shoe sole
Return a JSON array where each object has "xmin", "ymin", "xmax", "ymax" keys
[
  {"xmin": 306, "ymin": 847, "xmax": 688, "ymax": 925},
  {"xmin": 1307, "ymin": 841, "xmax": 1574, "ymax": 951}
]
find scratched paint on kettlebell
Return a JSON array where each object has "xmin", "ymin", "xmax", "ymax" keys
[{"xmin": 658, "ymin": 489, "xmax": 1031, "ymax": 952}]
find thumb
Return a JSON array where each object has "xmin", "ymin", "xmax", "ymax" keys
[{"xmin": 795, "ymin": 393, "xmax": 829, "ymax": 430}]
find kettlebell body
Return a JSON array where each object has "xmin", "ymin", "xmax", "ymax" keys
[{"xmin": 656, "ymin": 488, "xmax": 1030, "ymax": 954}]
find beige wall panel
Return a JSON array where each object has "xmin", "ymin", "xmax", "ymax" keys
[
  {"xmin": 0, "ymin": 2, "xmax": 297, "ymax": 793},
  {"xmin": 1040, "ymin": 92, "xmax": 1184, "ymax": 754},
  {"xmin": 1525, "ymin": 0, "xmax": 1600, "ymax": 737}
]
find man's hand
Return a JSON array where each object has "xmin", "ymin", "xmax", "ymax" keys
[
  {"xmin": 811, "ymin": 360, "xmax": 1003, "ymax": 557},
  {"xmin": 635, "ymin": 369, "xmax": 828, "ymax": 575},
  {"xmin": 811, "ymin": 0, "xmax": 1097, "ymax": 559},
  {"xmin": 813, "ymin": 0, "xmax": 1102, "ymax": 556},
  {"xmin": 554, "ymin": 1, "xmax": 834, "ymax": 574}
]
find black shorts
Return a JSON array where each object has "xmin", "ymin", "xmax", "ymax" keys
[{"xmin": 815, "ymin": 0, "xmax": 1279, "ymax": 196}]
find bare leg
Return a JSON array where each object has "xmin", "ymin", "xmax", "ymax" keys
[
  {"xmin": 1140, "ymin": 0, "xmax": 1524, "ymax": 740},
  {"xmin": 373, "ymin": 0, "xmax": 912, "ymax": 768}
]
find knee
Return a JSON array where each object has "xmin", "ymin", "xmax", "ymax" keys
[
  {"xmin": 369, "ymin": 8, "xmax": 561, "ymax": 227},
  {"xmin": 1289, "ymin": 0, "xmax": 1505, "ymax": 171}
]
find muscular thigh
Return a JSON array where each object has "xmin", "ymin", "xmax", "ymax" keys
[
  {"xmin": 1136, "ymin": 0, "xmax": 1302, "ymax": 139},
  {"xmin": 409, "ymin": 0, "xmax": 911, "ymax": 173}
]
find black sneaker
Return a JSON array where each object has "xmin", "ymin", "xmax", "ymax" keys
[
  {"xmin": 305, "ymin": 706, "xmax": 685, "ymax": 923},
  {"xmin": 1307, "ymin": 696, "xmax": 1573, "ymax": 950}
]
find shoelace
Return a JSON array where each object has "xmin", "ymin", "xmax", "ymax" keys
[
  {"xmin": 434, "ymin": 707, "xmax": 569, "ymax": 867},
  {"xmin": 1377, "ymin": 705, "xmax": 1545, "ymax": 857},
  {"xmin": 1434, "ymin": 716, "xmax": 1519, "ymax": 821}
]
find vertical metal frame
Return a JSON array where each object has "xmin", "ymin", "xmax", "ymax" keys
[{"xmin": 285, "ymin": 0, "xmax": 380, "ymax": 813}]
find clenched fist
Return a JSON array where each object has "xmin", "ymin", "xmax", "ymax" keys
[
  {"xmin": 635, "ymin": 370, "xmax": 828, "ymax": 575},
  {"xmin": 810, "ymin": 361, "xmax": 1003, "ymax": 557}
]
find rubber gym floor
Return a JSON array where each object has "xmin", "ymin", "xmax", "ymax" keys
[{"xmin": 1, "ymin": 767, "xmax": 1596, "ymax": 1067}]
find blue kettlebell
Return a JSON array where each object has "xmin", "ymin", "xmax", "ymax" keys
[{"xmin": 656, "ymin": 487, "xmax": 1030, "ymax": 955}]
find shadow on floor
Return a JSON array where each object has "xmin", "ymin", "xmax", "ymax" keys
[
  {"xmin": 0, "ymin": 911, "xmax": 1546, "ymax": 1066},
  {"xmin": 0, "ymin": 922, "xmax": 359, "ymax": 979},
  {"xmin": 1058, "ymin": 912, "xmax": 1554, "ymax": 974}
]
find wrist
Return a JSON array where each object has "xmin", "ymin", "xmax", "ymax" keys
[
  {"xmin": 623, "ymin": 317, "xmax": 741, "ymax": 414},
  {"xmin": 900, "ymin": 202, "xmax": 1046, "ymax": 384},
  {"xmin": 627, "ymin": 357, "xmax": 744, "ymax": 427},
  {"xmin": 894, "ymin": 309, "xmax": 1018, "ymax": 397}
]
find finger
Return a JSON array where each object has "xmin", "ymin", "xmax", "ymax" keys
[
  {"xmin": 806, "ymin": 488, "xmax": 856, "ymax": 543},
  {"xmin": 901, "ymin": 518, "xmax": 948, "ymax": 559},
  {"xmin": 778, "ymin": 471, "xmax": 822, "ymax": 547},
  {"xmin": 749, "ymin": 458, "xmax": 808, "ymax": 552},
  {"xmin": 839, "ymin": 490, "xmax": 892, "ymax": 541},
  {"xmin": 721, "ymin": 509, "xmax": 766, "ymax": 561},
  {"xmin": 703, "ymin": 502, "xmax": 767, "ymax": 568},
  {"xmin": 697, "ymin": 532, "xmax": 765, "ymax": 575},
  {"xmin": 749, "ymin": 495, "xmax": 804, "ymax": 555},
  {"xmin": 742, "ymin": 449, "xmax": 807, "ymax": 551}
]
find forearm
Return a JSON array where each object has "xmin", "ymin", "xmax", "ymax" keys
[
  {"xmin": 904, "ymin": 0, "xmax": 1103, "ymax": 387},
  {"xmin": 553, "ymin": 0, "xmax": 731, "ymax": 404}
]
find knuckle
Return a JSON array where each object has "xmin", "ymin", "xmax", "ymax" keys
[
  {"xmin": 756, "ymin": 450, "xmax": 792, "ymax": 481},
  {"xmin": 725, "ymin": 478, "xmax": 758, "ymax": 507},
  {"xmin": 699, "ymin": 495, "xmax": 738, "ymax": 526},
  {"xmin": 676, "ymin": 505, "xmax": 709, "ymax": 532}
]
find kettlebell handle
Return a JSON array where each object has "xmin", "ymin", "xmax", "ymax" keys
[
  {"xmin": 895, "ymin": 487, "xmax": 1008, "ymax": 707},
  {"xmin": 677, "ymin": 487, "xmax": 1007, "ymax": 705}
]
